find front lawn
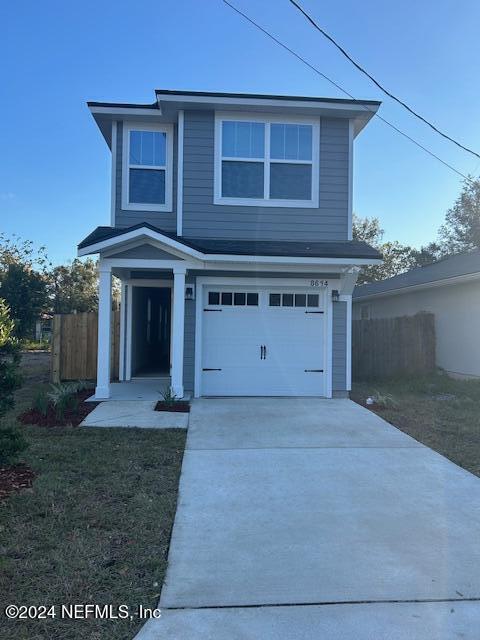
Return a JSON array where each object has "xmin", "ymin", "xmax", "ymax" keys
[
  {"xmin": 352, "ymin": 373, "xmax": 480, "ymax": 478},
  {"xmin": 1, "ymin": 353, "xmax": 186, "ymax": 640}
]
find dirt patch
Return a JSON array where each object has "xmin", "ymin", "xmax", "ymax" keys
[
  {"xmin": 155, "ymin": 401, "xmax": 190, "ymax": 413},
  {"xmin": 0, "ymin": 463, "xmax": 36, "ymax": 501},
  {"xmin": 18, "ymin": 390, "xmax": 99, "ymax": 427}
]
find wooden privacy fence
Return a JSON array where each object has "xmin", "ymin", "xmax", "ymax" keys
[
  {"xmin": 51, "ymin": 312, "xmax": 120, "ymax": 382},
  {"xmin": 352, "ymin": 313, "xmax": 436, "ymax": 380}
]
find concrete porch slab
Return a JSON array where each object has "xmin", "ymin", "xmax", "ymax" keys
[
  {"xmin": 135, "ymin": 601, "xmax": 480, "ymax": 640},
  {"xmin": 80, "ymin": 400, "xmax": 188, "ymax": 429}
]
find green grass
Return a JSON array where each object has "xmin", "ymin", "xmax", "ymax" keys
[
  {"xmin": 1, "ymin": 353, "xmax": 186, "ymax": 639},
  {"xmin": 352, "ymin": 372, "xmax": 480, "ymax": 477}
]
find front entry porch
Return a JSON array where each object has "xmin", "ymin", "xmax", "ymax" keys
[{"xmin": 95, "ymin": 262, "xmax": 187, "ymax": 400}]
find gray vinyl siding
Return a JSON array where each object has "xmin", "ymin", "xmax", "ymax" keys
[
  {"xmin": 332, "ymin": 301, "xmax": 347, "ymax": 391},
  {"xmin": 115, "ymin": 121, "xmax": 178, "ymax": 232},
  {"xmin": 182, "ymin": 111, "xmax": 349, "ymax": 242},
  {"xmin": 183, "ymin": 277, "xmax": 196, "ymax": 393},
  {"xmin": 108, "ymin": 244, "xmax": 180, "ymax": 260}
]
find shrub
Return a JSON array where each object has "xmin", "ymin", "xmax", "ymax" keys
[
  {"xmin": 33, "ymin": 391, "xmax": 49, "ymax": 417},
  {"xmin": 160, "ymin": 386, "xmax": 179, "ymax": 408},
  {"xmin": 0, "ymin": 424, "xmax": 28, "ymax": 465},
  {"xmin": 47, "ymin": 383, "xmax": 78, "ymax": 420},
  {"xmin": 0, "ymin": 299, "xmax": 22, "ymax": 420}
]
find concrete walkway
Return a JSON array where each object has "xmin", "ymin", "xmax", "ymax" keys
[
  {"xmin": 135, "ymin": 398, "xmax": 480, "ymax": 639},
  {"xmin": 81, "ymin": 400, "xmax": 188, "ymax": 429}
]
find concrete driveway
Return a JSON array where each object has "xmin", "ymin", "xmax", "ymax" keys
[{"xmin": 136, "ymin": 398, "xmax": 480, "ymax": 639}]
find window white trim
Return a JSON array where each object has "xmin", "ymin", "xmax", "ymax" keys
[
  {"xmin": 214, "ymin": 112, "xmax": 320, "ymax": 208},
  {"xmin": 121, "ymin": 121, "xmax": 173, "ymax": 212}
]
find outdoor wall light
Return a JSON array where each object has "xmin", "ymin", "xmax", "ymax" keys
[
  {"xmin": 331, "ymin": 289, "xmax": 340, "ymax": 302},
  {"xmin": 185, "ymin": 284, "xmax": 195, "ymax": 300}
]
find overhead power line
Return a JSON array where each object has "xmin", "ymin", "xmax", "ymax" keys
[
  {"xmin": 288, "ymin": 0, "xmax": 480, "ymax": 161},
  {"xmin": 222, "ymin": 0, "xmax": 473, "ymax": 182}
]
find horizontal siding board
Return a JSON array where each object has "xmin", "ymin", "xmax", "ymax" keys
[
  {"xmin": 182, "ymin": 110, "xmax": 349, "ymax": 242},
  {"xmin": 332, "ymin": 301, "xmax": 347, "ymax": 391}
]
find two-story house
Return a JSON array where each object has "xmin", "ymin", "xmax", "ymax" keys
[{"xmin": 78, "ymin": 89, "xmax": 381, "ymax": 399}]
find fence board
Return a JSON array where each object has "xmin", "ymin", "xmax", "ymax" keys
[
  {"xmin": 352, "ymin": 312, "xmax": 435, "ymax": 380},
  {"xmin": 51, "ymin": 311, "xmax": 120, "ymax": 382}
]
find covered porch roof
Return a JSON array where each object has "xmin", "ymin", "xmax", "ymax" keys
[{"xmin": 78, "ymin": 223, "xmax": 382, "ymax": 266}]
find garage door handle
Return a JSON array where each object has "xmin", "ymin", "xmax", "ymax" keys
[
  {"xmin": 305, "ymin": 369, "xmax": 324, "ymax": 373},
  {"xmin": 305, "ymin": 311, "xmax": 324, "ymax": 314},
  {"xmin": 260, "ymin": 345, "xmax": 264, "ymax": 360},
  {"xmin": 203, "ymin": 368, "xmax": 222, "ymax": 371},
  {"xmin": 204, "ymin": 309, "xmax": 222, "ymax": 312},
  {"xmin": 264, "ymin": 345, "xmax": 267, "ymax": 359}
]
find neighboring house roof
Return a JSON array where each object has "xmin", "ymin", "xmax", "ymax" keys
[
  {"xmin": 353, "ymin": 249, "xmax": 480, "ymax": 300},
  {"xmin": 78, "ymin": 224, "xmax": 381, "ymax": 260}
]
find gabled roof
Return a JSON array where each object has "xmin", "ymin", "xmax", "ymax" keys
[
  {"xmin": 78, "ymin": 223, "xmax": 382, "ymax": 262},
  {"xmin": 353, "ymin": 248, "xmax": 480, "ymax": 300}
]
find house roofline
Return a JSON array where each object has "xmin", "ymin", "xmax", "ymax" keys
[
  {"xmin": 78, "ymin": 224, "xmax": 382, "ymax": 266},
  {"xmin": 353, "ymin": 271, "xmax": 480, "ymax": 302}
]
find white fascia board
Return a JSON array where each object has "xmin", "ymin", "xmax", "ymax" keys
[
  {"xmin": 89, "ymin": 106, "xmax": 163, "ymax": 117},
  {"xmin": 156, "ymin": 92, "xmax": 379, "ymax": 115},
  {"xmin": 77, "ymin": 227, "xmax": 205, "ymax": 260},
  {"xmin": 353, "ymin": 271, "xmax": 480, "ymax": 302},
  {"xmin": 203, "ymin": 255, "xmax": 382, "ymax": 266}
]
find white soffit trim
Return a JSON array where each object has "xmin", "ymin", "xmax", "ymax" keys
[{"xmin": 353, "ymin": 271, "xmax": 480, "ymax": 302}]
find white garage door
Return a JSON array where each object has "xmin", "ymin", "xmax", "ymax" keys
[{"xmin": 201, "ymin": 287, "xmax": 326, "ymax": 396}]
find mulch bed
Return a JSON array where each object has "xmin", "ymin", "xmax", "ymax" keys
[
  {"xmin": 18, "ymin": 390, "xmax": 99, "ymax": 427},
  {"xmin": 155, "ymin": 401, "xmax": 190, "ymax": 413},
  {"xmin": 0, "ymin": 463, "xmax": 36, "ymax": 501}
]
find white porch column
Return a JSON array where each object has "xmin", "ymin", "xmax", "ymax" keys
[
  {"xmin": 95, "ymin": 262, "xmax": 112, "ymax": 399},
  {"xmin": 171, "ymin": 267, "xmax": 186, "ymax": 398}
]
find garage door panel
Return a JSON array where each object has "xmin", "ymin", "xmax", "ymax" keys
[{"xmin": 202, "ymin": 287, "xmax": 326, "ymax": 397}]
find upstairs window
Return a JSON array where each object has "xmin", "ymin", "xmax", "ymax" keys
[
  {"xmin": 122, "ymin": 123, "xmax": 173, "ymax": 212},
  {"xmin": 215, "ymin": 114, "xmax": 319, "ymax": 208}
]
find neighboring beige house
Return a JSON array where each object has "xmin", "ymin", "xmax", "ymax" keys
[{"xmin": 353, "ymin": 249, "xmax": 480, "ymax": 379}]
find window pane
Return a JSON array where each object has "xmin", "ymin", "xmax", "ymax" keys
[
  {"xmin": 153, "ymin": 132, "xmax": 166, "ymax": 166},
  {"xmin": 234, "ymin": 292, "xmax": 246, "ymax": 305},
  {"xmin": 307, "ymin": 294, "xmax": 319, "ymax": 307},
  {"xmin": 221, "ymin": 292, "xmax": 233, "ymax": 305},
  {"xmin": 285, "ymin": 124, "xmax": 299, "ymax": 160},
  {"xmin": 298, "ymin": 125, "xmax": 312, "ymax": 161},
  {"xmin": 222, "ymin": 161, "xmax": 264, "ymax": 198},
  {"xmin": 269, "ymin": 293, "xmax": 281, "ymax": 306},
  {"xmin": 295, "ymin": 294, "xmax": 306, "ymax": 307},
  {"xmin": 130, "ymin": 131, "xmax": 166, "ymax": 166},
  {"xmin": 270, "ymin": 163, "xmax": 312, "ymax": 200},
  {"xmin": 270, "ymin": 124, "xmax": 312, "ymax": 161},
  {"xmin": 247, "ymin": 292, "xmax": 259, "ymax": 306},
  {"xmin": 130, "ymin": 131, "xmax": 142, "ymax": 164},
  {"xmin": 282, "ymin": 293, "xmax": 293, "ymax": 307},
  {"xmin": 270, "ymin": 124, "xmax": 285, "ymax": 159},
  {"xmin": 208, "ymin": 292, "xmax": 220, "ymax": 305},
  {"xmin": 222, "ymin": 121, "xmax": 264, "ymax": 158},
  {"xmin": 129, "ymin": 169, "xmax": 165, "ymax": 204}
]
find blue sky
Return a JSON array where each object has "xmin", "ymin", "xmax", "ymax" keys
[{"xmin": 2, "ymin": 0, "xmax": 480, "ymax": 265}]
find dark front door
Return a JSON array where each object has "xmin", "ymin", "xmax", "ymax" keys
[{"xmin": 132, "ymin": 287, "xmax": 171, "ymax": 376}]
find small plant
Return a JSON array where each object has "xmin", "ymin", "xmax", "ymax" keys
[
  {"xmin": 0, "ymin": 424, "xmax": 28, "ymax": 465},
  {"xmin": 160, "ymin": 386, "xmax": 179, "ymax": 408},
  {"xmin": 373, "ymin": 390, "xmax": 398, "ymax": 409},
  {"xmin": 47, "ymin": 382, "xmax": 79, "ymax": 420},
  {"xmin": 33, "ymin": 391, "xmax": 49, "ymax": 417}
]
